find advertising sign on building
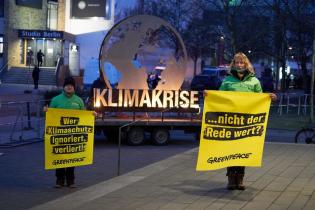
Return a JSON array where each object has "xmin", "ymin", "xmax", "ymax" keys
[
  {"xmin": 18, "ymin": 30, "xmax": 63, "ymax": 39},
  {"xmin": 71, "ymin": 0, "xmax": 106, "ymax": 18}
]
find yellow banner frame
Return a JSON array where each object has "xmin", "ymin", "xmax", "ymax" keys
[
  {"xmin": 196, "ymin": 91, "xmax": 271, "ymax": 171},
  {"xmin": 44, "ymin": 108, "xmax": 94, "ymax": 170}
]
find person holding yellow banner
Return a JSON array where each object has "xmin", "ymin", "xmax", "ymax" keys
[
  {"xmin": 45, "ymin": 77, "xmax": 85, "ymax": 188},
  {"xmin": 206, "ymin": 52, "xmax": 277, "ymax": 190}
]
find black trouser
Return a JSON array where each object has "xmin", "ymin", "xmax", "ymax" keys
[
  {"xmin": 226, "ymin": 166, "xmax": 245, "ymax": 176},
  {"xmin": 55, "ymin": 167, "xmax": 75, "ymax": 184},
  {"xmin": 34, "ymin": 79, "xmax": 38, "ymax": 89}
]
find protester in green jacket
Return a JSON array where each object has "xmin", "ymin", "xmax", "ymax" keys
[
  {"xmin": 219, "ymin": 52, "xmax": 277, "ymax": 190},
  {"xmin": 50, "ymin": 80, "xmax": 85, "ymax": 111},
  {"xmin": 48, "ymin": 77, "xmax": 84, "ymax": 188},
  {"xmin": 219, "ymin": 68, "xmax": 262, "ymax": 93}
]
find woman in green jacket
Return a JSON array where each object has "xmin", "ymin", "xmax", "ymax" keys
[{"xmin": 219, "ymin": 52, "xmax": 277, "ymax": 190}]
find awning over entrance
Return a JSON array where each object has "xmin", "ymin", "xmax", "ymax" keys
[
  {"xmin": 17, "ymin": 29, "xmax": 75, "ymax": 67},
  {"xmin": 18, "ymin": 29, "xmax": 75, "ymax": 42}
]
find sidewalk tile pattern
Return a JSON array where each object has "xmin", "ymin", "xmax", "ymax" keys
[{"xmin": 32, "ymin": 143, "xmax": 315, "ymax": 210}]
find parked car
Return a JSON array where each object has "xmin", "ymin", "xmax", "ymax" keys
[
  {"xmin": 190, "ymin": 74, "xmax": 222, "ymax": 91},
  {"xmin": 202, "ymin": 66, "xmax": 228, "ymax": 81},
  {"xmin": 190, "ymin": 66, "xmax": 227, "ymax": 91}
]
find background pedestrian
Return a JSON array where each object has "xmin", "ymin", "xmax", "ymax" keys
[
  {"xmin": 32, "ymin": 65, "xmax": 40, "ymax": 89},
  {"xmin": 37, "ymin": 49, "xmax": 45, "ymax": 67}
]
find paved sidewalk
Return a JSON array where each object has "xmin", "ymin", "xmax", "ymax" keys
[
  {"xmin": 32, "ymin": 143, "xmax": 315, "ymax": 210},
  {"xmin": 0, "ymin": 83, "xmax": 57, "ymax": 102},
  {"xmin": 1, "ymin": 83, "xmax": 309, "ymax": 209},
  {"xmin": 0, "ymin": 83, "xmax": 57, "ymax": 95}
]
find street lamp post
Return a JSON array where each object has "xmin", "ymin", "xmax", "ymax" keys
[
  {"xmin": 310, "ymin": 31, "xmax": 315, "ymax": 123},
  {"xmin": 24, "ymin": 49, "xmax": 33, "ymax": 94}
]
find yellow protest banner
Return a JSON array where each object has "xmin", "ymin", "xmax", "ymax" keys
[
  {"xmin": 45, "ymin": 108, "xmax": 94, "ymax": 170},
  {"xmin": 196, "ymin": 90, "xmax": 271, "ymax": 171}
]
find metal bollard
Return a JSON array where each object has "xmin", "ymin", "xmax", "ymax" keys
[
  {"xmin": 36, "ymin": 101, "xmax": 41, "ymax": 139},
  {"xmin": 24, "ymin": 102, "xmax": 33, "ymax": 130}
]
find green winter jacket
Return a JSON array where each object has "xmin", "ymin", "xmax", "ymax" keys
[
  {"xmin": 50, "ymin": 91, "xmax": 85, "ymax": 110},
  {"xmin": 219, "ymin": 72, "xmax": 262, "ymax": 93}
]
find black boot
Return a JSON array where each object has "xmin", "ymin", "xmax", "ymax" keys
[
  {"xmin": 55, "ymin": 179, "xmax": 64, "ymax": 188},
  {"xmin": 236, "ymin": 174, "xmax": 245, "ymax": 190},
  {"xmin": 227, "ymin": 174, "xmax": 237, "ymax": 190},
  {"xmin": 66, "ymin": 179, "xmax": 76, "ymax": 188}
]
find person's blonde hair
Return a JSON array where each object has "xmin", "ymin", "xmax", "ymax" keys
[{"xmin": 230, "ymin": 52, "xmax": 254, "ymax": 73}]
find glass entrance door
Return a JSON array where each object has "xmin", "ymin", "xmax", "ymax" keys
[
  {"xmin": 26, "ymin": 39, "xmax": 62, "ymax": 67},
  {"xmin": 36, "ymin": 39, "xmax": 45, "ymax": 66},
  {"xmin": 45, "ymin": 40, "xmax": 54, "ymax": 67}
]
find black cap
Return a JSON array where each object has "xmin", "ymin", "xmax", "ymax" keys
[{"xmin": 63, "ymin": 76, "xmax": 76, "ymax": 88}]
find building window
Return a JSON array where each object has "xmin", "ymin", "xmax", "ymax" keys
[
  {"xmin": 0, "ymin": 0, "xmax": 3, "ymax": 17},
  {"xmin": 19, "ymin": 39, "xmax": 25, "ymax": 64},
  {"xmin": 0, "ymin": 35, "xmax": 3, "ymax": 57},
  {"xmin": 47, "ymin": 2, "xmax": 58, "ymax": 30},
  {"xmin": 105, "ymin": 0, "xmax": 112, "ymax": 19}
]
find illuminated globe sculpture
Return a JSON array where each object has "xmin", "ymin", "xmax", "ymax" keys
[{"xmin": 99, "ymin": 15, "xmax": 188, "ymax": 90}]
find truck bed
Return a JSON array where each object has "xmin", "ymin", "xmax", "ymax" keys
[
  {"xmin": 94, "ymin": 112, "xmax": 202, "ymax": 145},
  {"xmin": 95, "ymin": 114, "xmax": 202, "ymax": 127}
]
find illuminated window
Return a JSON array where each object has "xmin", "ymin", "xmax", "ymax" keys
[
  {"xmin": 19, "ymin": 39, "xmax": 25, "ymax": 64},
  {"xmin": 47, "ymin": 2, "xmax": 58, "ymax": 30},
  {"xmin": 0, "ymin": 36, "xmax": 3, "ymax": 57}
]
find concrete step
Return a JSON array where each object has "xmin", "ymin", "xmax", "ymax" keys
[{"xmin": 1, "ymin": 67, "xmax": 57, "ymax": 85}]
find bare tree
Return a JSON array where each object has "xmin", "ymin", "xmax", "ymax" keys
[
  {"xmin": 182, "ymin": 16, "xmax": 215, "ymax": 76},
  {"xmin": 283, "ymin": 0, "xmax": 315, "ymax": 93},
  {"xmin": 117, "ymin": 0, "xmax": 315, "ymax": 94},
  {"xmin": 200, "ymin": 0, "xmax": 274, "ymax": 61}
]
